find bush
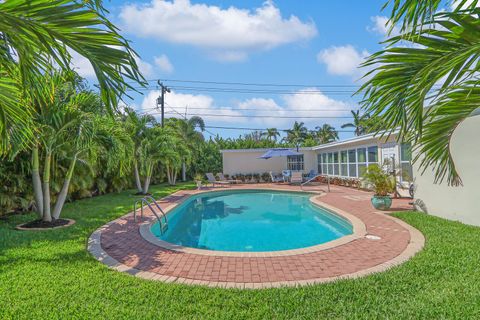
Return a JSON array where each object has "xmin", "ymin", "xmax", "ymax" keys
[{"xmin": 362, "ymin": 164, "xmax": 395, "ymax": 196}]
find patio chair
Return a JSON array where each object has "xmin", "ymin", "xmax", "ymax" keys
[
  {"xmin": 290, "ymin": 171, "xmax": 303, "ymax": 184},
  {"xmin": 218, "ymin": 173, "xmax": 241, "ymax": 184},
  {"xmin": 306, "ymin": 169, "xmax": 317, "ymax": 180},
  {"xmin": 269, "ymin": 171, "xmax": 284, "ymax": 183},
  {"xmin": 206, "ymin": 173, "xmax": 230, "ymax": 187}
]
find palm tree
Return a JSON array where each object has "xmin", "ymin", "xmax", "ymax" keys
[
  {"xmin": 359, "ymin": 1, "xmax": 480, "ymax": 186},
  {"xmin": 341, "ymin": 110, "xmax": 369, "ymax": 136},
  {"xmin": 0, "ymin": 0, "xmax": 144, "ymax": 156},
  {"xmin": 29, "ymin": 71, "xmax": 133, "ymax": 221},
  {"xmin": 314, "ymin": 124, "xmax": 339, "ymax": 144},
  {"xmin": 123, "ymin": 108, "xmax": 157, "ymax": 194},
  {"xmin": 168, "ymin": 116, "xmax": 205, "ymax": 182},
  {"xmin": 284, "ymin": 121, "xmax": 308, "ymax": 151},
  {"xmin": 262, "ymin": 128, "xmax": 281, "ymax": 142}
]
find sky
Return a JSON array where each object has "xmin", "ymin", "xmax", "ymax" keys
[{"xmin": 72, "ymin": 0, "xmax": 399, "ymax": 140}]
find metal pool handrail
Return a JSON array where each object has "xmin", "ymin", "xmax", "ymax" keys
[
  {"xmin": 133, "ymin": 196, "xmax": 168, "ymax": 235},
  {"xmin": 301, "ymin": 174, "xmax": 330, "ymax": 192}
]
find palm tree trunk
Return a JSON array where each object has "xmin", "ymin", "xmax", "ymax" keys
[
  {"xmin": 32, "ymin": 146, "xmax": 43, "ymax": 218},
  {"xmin": 182, "ymin": 161, "xmax": 186, "ymax": 182},
  {"xmin": 52, "ymin": 154, "xmax": 77, "ymax": 220},
  {"xmin": 143, "ymin": 163, "xmax": 153, "ymax": 194},
  {"xmin": 42, "ymin": 151, "xmax": 52, "ymax": 222},
  {"xmin": 133, "ymin": 161, "xmax": 143, "ymax": 193}
]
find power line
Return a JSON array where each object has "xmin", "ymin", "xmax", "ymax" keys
[
  {"xmin": 161, "ymin": 112, "xmax": 354, "ymax": 119},
  {"xmin": 203, "ymin": 125, "xmax": 355, "ymax": 133},
  {"xmin": 140, "ymin": 106, "xmax": 356, "ymax": 114},
  {"xmin": 124, "ymin": 78, "xmax": 362, "ymax": 88},
  {"xmin": 126, "ymin": 86, "xmax": 360, "ymax": 95}
]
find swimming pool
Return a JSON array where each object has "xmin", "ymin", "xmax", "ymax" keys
[{"xmin": 151, "ymin": 190, "xmax": 353, "ymax": 252}]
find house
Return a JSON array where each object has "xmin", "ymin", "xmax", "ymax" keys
[
  {"xmin": 221, "ymin": 131, "xmax": 413, "ymax": 186},
  {"xmin": 221, "ymin": 113, "xmax": 480, "ymax": 227}
]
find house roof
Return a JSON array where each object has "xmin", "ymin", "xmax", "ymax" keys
[
  {"xmin": 312, "ymin": 130, "xmax": 399, "ymax": 151},
  {"xmin": 220, "ymin": 147, "xmax": 314, "ymax": 153}
]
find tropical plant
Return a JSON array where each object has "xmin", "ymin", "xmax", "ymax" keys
[
  {"xmin": 262, "ymin": 128, "xmax": 281, "ymax": 142},
  {"xmin": 360, "ymin": 1, "xmax": 480, "ymax": 186},
  {"xmin": 167, "ymin": 116, "xmax": 205, "ymax": 181},
  {"xmin": 314, "ymin": 124, "xmax": 339, "ymax": 144},
  {"xmin": 362, "ymin": 164, "xmax": 395, "ymax": 196},
  {"xmin": 284, "ymin": 121, "xmax": 308, "ymax": 151},
  {"xmin": 0, "ymin": 0, "xmax": 144, "ymax": 156},
  {"xmin": 27, "ymin": 71, "xmax": 133, "ymax": 222},
  {"xmin": 341, "ymin": 110, "xmax": 370, "ymax": 136},
  {"xmin": 123, "ymin": 108, "xmax": 157, "ymax": 193}
]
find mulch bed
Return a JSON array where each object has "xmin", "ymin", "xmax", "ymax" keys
[{"xmin": 16, "ymin": 218, "xmax": 75, "ymax": 230}]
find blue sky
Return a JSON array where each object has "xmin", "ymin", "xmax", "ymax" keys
[{"xmin": 73, "ymin": 0, "xmax": 395, "ymax": 140}]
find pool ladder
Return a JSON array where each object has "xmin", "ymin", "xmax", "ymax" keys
[{"xmin": 133, "ymin": 196, "xmax": 168, "ymax": 235}]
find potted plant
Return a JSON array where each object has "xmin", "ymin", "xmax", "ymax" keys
[
  {"xmin": 194, "ymin": 173, "xmax": 203, "ymax": 190},
  {"xmin": 362, "ymin": 164, "xmax": 395, "ymax": 210}
]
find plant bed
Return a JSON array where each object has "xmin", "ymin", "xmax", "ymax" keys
[{"xmin": 16, "ymin": 218, "xmax": 75, "ymax": 231}]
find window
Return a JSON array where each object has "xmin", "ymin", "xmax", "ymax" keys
[
  {"xmin": 368, "ymin": 146, "xmax": 378, "ymax": 163},
  {"xmin": 287, "ymin": 155, "xmax": 304, "ymax": 171},
  {"xmin": 400, "ymin": 143, "xmax": 413, "ymax": 182},
  {"xmin": 333, "ymin": 152, "xmax": 339, "ymax": 175},
  {"xmin": 348, "ymin": 149, "xmax": 357, "ymax": 177},
  {"xmin": 357, "ymin": 148, "xmax": 367, "ymax": 177},
  {"xmin": 321, "ymin": 153, "xmax": 327, "ymax": 174},
  {"xmin": 340, "ymin": 151, "xmax": 348, "ymax": 176},
  {"xmin": 327, "ymin": 153, "xmax": 333, "ymax": 175},
  {"xmin": 317, "ymin": 154, "xmax": 322, "ymax": 174}
]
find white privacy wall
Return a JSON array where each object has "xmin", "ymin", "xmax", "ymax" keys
[
  {"xmin": 413, "ymin": 114, "xmax": 480, "ymax": 226},
  {"xmin": 221, "ymin": 149, "xmax": 317, "ymax": 175}
]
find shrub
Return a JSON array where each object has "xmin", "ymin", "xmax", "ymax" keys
[
  {"xmin": 261, "ymin": 172, "xmax": 271, "ymax": 183},
  {"xmin": 362, "ymin": 164, "xmax": 395, "ymax": 196}
]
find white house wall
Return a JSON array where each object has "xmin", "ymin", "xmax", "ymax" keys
[
  {"xmin": 222, "ymin": 150, "xmax": 318, "ymax": 175},
  {"xmin": 413, "ymin": 114, "xmax": 480, "ymax": 226}
]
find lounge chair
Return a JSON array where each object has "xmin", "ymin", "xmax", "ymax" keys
[
  {"xmin": 206, "ymin": 173, "xmax": 230, "ymax": 187},
  {"xmin": 218, "ymin": 173, "xmax": 241, "ymax": 184},
  {"xmin": 306, "ymin": 170, "xmax": 317, "ymax": 180},
  {"xmin": 269, "ymin": 171, "xmax": 284, "ymax": 183},
  {"xmin": 290, "ymin": 171, "xmax": 303, "ymax": 184}
]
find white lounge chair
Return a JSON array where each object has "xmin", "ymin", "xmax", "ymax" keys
[
  {"xmin": 206, "ymin": 173, "xmax": 230, "ymax": 187},
  {"xmin": 218, "ymin": 173, "xmax": 241, "ymax": 184},
  {"xmin": 269, "ymin": 171, "xmax": 284, "ymax": 183},
  {"xmin": 290, "ymin": 171, "xmax": 303, "ymax": 184}
]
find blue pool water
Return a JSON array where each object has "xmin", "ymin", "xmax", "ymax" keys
[{"xmin": 151, "ymin": 190, "xmax": 353, "ymax": 252}]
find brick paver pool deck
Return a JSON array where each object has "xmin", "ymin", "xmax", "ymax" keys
[{"xmin": 88, "ymin": 185, "xmax": 424, "ymax": 289}]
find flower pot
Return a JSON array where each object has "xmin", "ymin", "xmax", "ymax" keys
[{"xmin": 371, "ymin": 196, "xmax": 392, "ymax": 210}]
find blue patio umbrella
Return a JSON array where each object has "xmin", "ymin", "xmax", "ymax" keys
[{"xmin": 258, "ymin": 148, "xmax": 302, "ymax": 159}]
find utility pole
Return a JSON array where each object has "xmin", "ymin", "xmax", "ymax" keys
[{"xmin": 156, "ymin": 80, "xmax": 170, "ymax": 127}]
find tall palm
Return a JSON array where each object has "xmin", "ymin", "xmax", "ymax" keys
[
  {"xmin": 123, "ymin": 108, "xmax": 157, "ymax": 193},
  {"xmin": 167, "ymin": 116, "xmax": 205, "ymax": 181},
  {"xmin": 341, "ymin": 110, "xmax": 369, "ymax": 136},
  {"xmin": 262, "ymin": 128, "xmax": 281, "ymax": 142},
  {"xmin": 28, "ymin": 71, "xmax": 133, "ymax": 221},
  {"xmin": 359, "ymin": 2, "xmax": 480, "ymax": 185},
  {"xmin": 0, "ymin": 0, "xmax": 144, "ymax": 156},
  {"xmin": 284, "ymin": 121, "xmax": 308, "ymax": 151},
  {"xmin": 314, "ymin": 124, "xmax": 339, "ymax": 144}
]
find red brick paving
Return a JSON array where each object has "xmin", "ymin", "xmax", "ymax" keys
[{"xmin": 98, "ymin": 185, "xmax": 416, "ymax": 285}]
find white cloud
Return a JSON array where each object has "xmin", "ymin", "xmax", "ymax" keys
[
  {"xmin": 154, "ymin": 54, "xmax": 174, "ymax": 73},
  {"xmin": 69, "ymin": 50, "xmax": 95, "ymax": 78},
  {"xmin": 451, "ymin": 0, "xmax": 480, "ymax": 10},
  {"xmin": 135, "ymin": 57, "xmax": 154, "ymax": 77},
  {"xmin": 367, "ymin": 16, "xmax": 400, "ymax": 37},
  {"xmin": 317, "ymin": 45, "xmax": 369, "ymax": 78},
  {"xmin": 119, "ymin": 0, "xmax": 317, "ymax": 61}
]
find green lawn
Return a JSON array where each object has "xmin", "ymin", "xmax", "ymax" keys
[{"xmin": 1, "ymin": 183, "xmax": 480, "ymax": 319}]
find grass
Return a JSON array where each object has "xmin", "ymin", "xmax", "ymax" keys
[{"xmin": 1, "ymin": 183, "xmax": 480, "ymax": 319}]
